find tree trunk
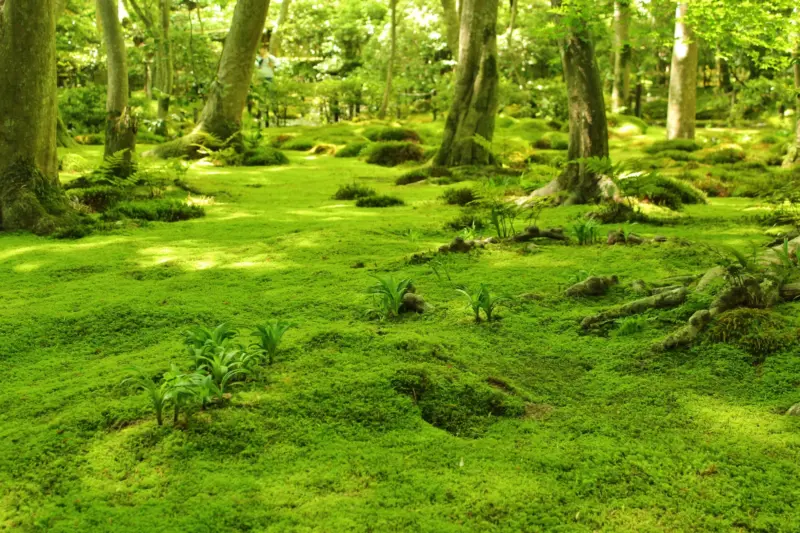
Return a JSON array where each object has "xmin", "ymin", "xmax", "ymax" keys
[
  {"xmin": 378, "ymin": 0, "xmax": 397, "ymax": 120},
  {"xmin": 0, "ymin": 0, "xmax": 73, "ymax": 233},
  {"xmin": 151, "ymin": 0, "xmax": 271, "ymax": 158},
  {"xmin": 783, "ymin": 43, "xmax": 800, "ymax": 167},
  {"xmin": 97, "ymin": 0, "xmax": 136, "ymax": 176},
  {"xmin": 666, "ymin": 2, "xmax": 698, "ymax": 140},
  {"xmin": 610, "ymin": 0, "xmax": 631, "ymax": 113},
  {"xmin": 269, "ymin": 0, "xmax": 291, "ymax": 56},
  {"xmin": 434, "ymin": 0, "xmax": 499, "ymax": 167},
  {"xmin": 440, "ymin": 0, "xmax": 460, "ymax": 60},
  {"xmin": 531, "ymin": 0, "xmax": 609, "ymax": 204},
  {"xmin": 717, "ymin": 56, "xmax": 732, "ymax": 92},
  {"xmin": 155, "ymin": 0, "xmax": 173, "ymax": 134}
]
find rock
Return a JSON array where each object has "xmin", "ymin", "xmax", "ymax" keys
[
  {"xmin": 630, "ymin": 279, "xmax": 651, "ymax": 295},
  {"xmin": 626, "ymin": 233, "xmax": 645, "ymax": 245},
  {"xmin": 697, "ymin": 266, "xmax": 726, "ymax": 292},
  {"xmin": 440, "ymin": 236, "xmax": 474, "ymax": 253},
  {"xmin": 565, "ymin": 275, "xmax": 619, "ymax": 297},
  {"xmin": 653, "ymin": 235, "xmax": 668, "ymax": 242},
  {"xmin": 520, "ymin": 292, "xmax": 544, "ymax": 301},
  {"xmin": 521, "ymin": 244, "xmax": 541, "ymax": 255},
  {"xmin": 780, "ymin": 281, "xmax": 800, "ymax": 301},
  {"xmin": 607, "ymin": 231, "xmax": 625, "ymax": 245},
  {"xmin": 401, "ymin": 293, "xmax": 426, "ymax": 313},
  {"xmin": 351, "ymin": 261, "xmax": 365, "ymax": 269},
  {"xmin": 787, "ymin": 403, "xmax": 800, "ymax": 416}
]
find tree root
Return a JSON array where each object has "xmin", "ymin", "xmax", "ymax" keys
[
  {"xmin": 581, "ymin": 287, "xmax": 688, "ymax": 330},
  {"xmin": 566, "ymin": 276, "xmax": 619, "ymax": 297},
  {"xmin": 512, "ymin": 226, "xmax": 568, "ymax": 242}
]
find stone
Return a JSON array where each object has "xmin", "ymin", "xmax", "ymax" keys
[
  {"xmin": 607, "ymin": 230, "xmax": 625, "ymax": 245},
  {"xmin": 626, "ymin": 233, "xmax": 645, "ymax": 245},
  {"xmin": 654, "ymin": 235, "xmax": 668, "ymax": 242},
  {"xmin": 565, "ymin": 275, "xmax": 619, "ymax": 297},
  {"xmin": 787, "ymin": 403, "xmax": 800, "ymax": 416},
  {"xmin": 402, "ymin": 293, "xmax": 426, "ymax": 313}
]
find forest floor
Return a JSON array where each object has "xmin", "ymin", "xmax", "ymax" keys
[{"xmin": 1, "ymin": 121, "xmax": 800, "ymax": 532}]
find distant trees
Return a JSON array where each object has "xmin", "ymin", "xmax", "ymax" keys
[
  {"xmin": 378, "ymin": 0, "xmax": 397, "ymax": 119},
  {"xmin": 666, "ymin": 2, "xmax": 698, "ymax": 140}
]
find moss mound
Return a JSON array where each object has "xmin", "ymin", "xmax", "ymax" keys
[
  {"xmin": 392, "ymin": 366, "xmax": 526, "ymax": 438},
  {"xmin": 334, "ymin": 141, "xmax": 370, "ymax": 158},
  {"xmin": 355, "ymin": 194, "xmax": 405, "ymax": 208},
  {"xmin": 102, "ymin": 199, "xmax": 205, "ymax": 222},
  {"xmin": 364, "ymin": 127, "xmax": 421, "ymax": 143},
  {"xmin": 332, "ymin": 183, "xmax": 376, "ymax": 200},
  {"xmin": 707, "ymin": 308, "xmax": 797, "ymax": 360},
  {"xmin": 644, "ymin": 139, "xmax": 702, "ymax": 154},
  {"xmin": 242, "ymin": 146, "xmax": 289, "ymax": 167}
]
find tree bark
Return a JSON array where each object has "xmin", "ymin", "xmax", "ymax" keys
[
  {"xmin": 666, "ymin": 2, "xmax": 698, "ymax": 140},
  {"xmin": 440, "ymin": 0, "xmax": 460, "ymax": 59},
  {"xmin": 0, "ymin": 0, "xmax": 73, "ymax": 233},
  {"xmin": 717, "ymin": 56, "xmax": 732, "ymax": 92},
  {"xmin": 155, "ymin": 0, "xmax": 173, "ymax": 133},
  {"xmin": 151, "ymin": 0, "xmax": 271, "ymax": 157},
  {"xmin": 531, "ymin": 0, "xmax": 609, "ymax": 204},
  {"xmin": 783, "ymin": 42, "xmax": 800, "ymax": 167},
  {"xmin": 269, "ymin": 0, "xmax": 291, "ymax": 56},
  {"xmin": 378, "ymin": 0, "xmax": 397, "ymax": 120},
  {"xmin": 434, "ymin": 0, "xmax": 499, "ymax": 167},
  {"xmin": 610, "ymin": 0, "xmax": 631, "ymax": 113},
  {"xmin": 97, "ymin": 0, "xmax": 136, "ymax": 176}
]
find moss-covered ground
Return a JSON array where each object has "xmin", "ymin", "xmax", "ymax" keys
[{"xmin": 1, "ymin": 121, "xmax": 799, "ymax": 531}]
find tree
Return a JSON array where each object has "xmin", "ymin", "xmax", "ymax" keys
[
  {"xmin": 0, "ymin": 0, "xmax": 73, "ymax": 233},
  {"xmin": 97, "ymin": 0, "xmax": 136, "ymax": 176},
  {"xmin": 152, "ymin": 0, "xmax": 271, "ymax": 157},
  {"xmin": 434, "ymin": 0, "xmax": 499, "ymax": 167},
  {"xmin": 666, "ymin": 2, "xmax": 698, "ymax": 140},
  {"xmin": 532, "ymin": 0, "xmax": 608, "ymax": 204},
  {"xmin": 377, "ymin": 0, "xmax": 397, "ymax": 119},
  {"xmin": 611, "ymin": 0, "xmax": 631, "ymax": 113},
  {"xmin": 269, "ymin": 0, "xmax": 291, "ymax": 56},
  {"xmin": 126, "ymin": 0, "xmax": 173, "ymax": 133},
  {"xmin": 440, "ymin": 0, "xmax": 459, "ymax": 59}
]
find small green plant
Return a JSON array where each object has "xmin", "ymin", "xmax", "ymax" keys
[
  {"xmin": 613, "ymin": 316, "xmax": 649, "ymax": 337},
  {"xmin": 571, "ymin": 218, "xmax": 599, "ymax": 245},
  {"xmin": 368, "ymin": 275, "xmax": 412, "ymax": 319},
  {"xmin": 488, "ymin": 200, "xmax": 522, "ymax": 238},
  {"xmin": 194, "ymin": 346, "xmax": 249, "ymax": 399},
  {"xmin": 122, "ymin": 368, "xmax": 171, "ymax": 426},
  {"xmin": 456, "ymin": 285, "xmax": 509, "ymax": 322},
  {"xmin": 440, "ymin": 187, "xmax": 477, "ymax": 206},
  {"xmin": 251, "ymin": 321, "xmax": 293, "ymax": 365},
  {"xmin": 429, "ymin": 254, "xmax": 454, "ymax": 282}
]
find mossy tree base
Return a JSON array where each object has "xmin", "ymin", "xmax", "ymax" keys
[{"xmin": 0, "ymin": 160, "xmax": 76, "ymax": 235}]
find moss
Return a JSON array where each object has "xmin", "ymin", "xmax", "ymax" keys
[
  {"xmin": 0, "ymin": 159, "xmax": 76, "ymax": 234},
  {"xmin": 60, "ymin": 154, "xmax": 92, "ymax": 173},
  {"xmin": 707, "ymin": 308, "xmax": 797, "ymax": 361},
  {"xmin": 333, "ymin": 183, "xmax": 376, "ymax": 200},
  {"xmin": 608, "ymin": 113, "xmax": 649, "ymax": 135},
  {"xmin": 102, "ymin": 199, "xmax": 205, "ymax": 222},
  {"xmin": 396, "ymin": 169, "xmax": 429, "ymax": 185},
  {"xmin": 67, "ymin": 185, "xmax": 125, "ymax": 211},
  {"xmin": 242, "ymin": 147, "xmax": 290, "ymax": 167},
  {"xmin": 365, "ymin": 142, "xmax": 425, "ymax": 167},
  {"xmin": 364, "ymin": 126, "xmax": 421, "ymax": 143},
  {"xmin": 702, "ymin": 146, "xmax": 746, "ymax": 164},
  {"xmin": 440, "ymin": 187, "xmax": 476, "ymax": 206},
  {"xmin": 148, "ymin": 132, "xmax": 222, "ymax": 160},
  {"xmin": 644, "ymin": 139, "xmax": 702, "ymax": 154},
  {"xmin": 282, "ymin": 138, "xmax": 316, "ymax": 151},
  {"xmin": 533, "ymin": 132, "xmax": 569, "ymax": 150}
]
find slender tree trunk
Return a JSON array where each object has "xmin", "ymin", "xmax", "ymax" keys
[
  {"xmin": 440, "ymin": 0, "xmax": 460, "ymax": 60},
  {"xmin": 97, "ymin": 0, "xmax": 136, "ymax": 176},
  {"xmin": 269, "ymin": 0, "xmax": 291, "ymax": 56},
  {"xmin": 666, "ymin": 2, "xmax": 698, "ymax": 140},
  {"xmin": 783, "ymin": 43, "xmax": 800, "ymax": 167},
  {"xmin": 0, "ymin": 0, "xmax": 73, "ymax": 233},
  {"xmin": 434, "ymin": 0, "xmax": 499, "ymax": 167},
  {"xmin": 151, "ymin": 0, "xmax": 271, "ymax": 157},
  {"xmin": 611, "ymin": 0, "xmax": 631, "ymax": 113},
  {"xmin": 155, "ymin": 0, "xmax": 173, "ymax": 133},
  {"xmin": 531, "ymin": 0, "xmax": 609, "ymax": 204},
  {"xmin": 378, "ymin": 0, "xmax": 397, "ymax": 120},
  {"xmin": 717, "ymin": 56, "xmax": 732, "ymax": 92}
]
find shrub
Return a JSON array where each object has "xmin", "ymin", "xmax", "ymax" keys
[
  {"xmin": 533, "ymin": 132, "xmax": 569, "ymax": 150},
  {"xmin": 571, "ymin": 218, "xmax": 599, "ymax": 245},
  {"xmin": 440, "ymin": 187, "xmax": 476, "ymax": 206},
  {"xmin": 335, "ymin": 141, "xmax": 370, "ymax": 158},
  {"xmin": 364, "ymin": 126, "xmax": 421, "ymax": 143},
  {"xmin": 333, "ymin": 183, "xmax": 376, "ymax": 200},
  {"xmin": 445, "ymin": 211, "xmax": 486, "ymax": 231},
  {"xmin": 355, "ymin": 195, "xmax": 405, "ymax": 208},
  {"xmin": 102, "ymin": 199, "xmax": 205, "ymax": 222},
  {"xmin": 396, "ymin": 169, "xmax": 428, "ymax": 185},
  {"xmin": 365, "ymin": 142, "xmax": 426, "ymax": 167},
  {"xmin": 68, "ymin": 185, "xmax": 125, "ymax": 212},
  {"xmin": 644, "ymin": 139, "xmax": 702, "ymax": 154},
  {"xmin": 282, "ymin": 137, "xmax": 316, "ymax": 151},
  {"xmin": 58, "ymin": 85, "xmax": 106, "ymax": 133},
  {"xmin": 60, "ymin": 153, "xmax": 91, "ymax": 173},
  {"xmin": 621, "ymin": 172, "xmax": 707, "ymax": 209},
  {"xmin": 242, "ymin": 146, "xmax": 289, "ymax": 166}
]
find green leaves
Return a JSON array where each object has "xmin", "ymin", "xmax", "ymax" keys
[
  {"xmin": 456, "ymin": 285, "xmax": 509, "ymax": 322},
  {"xmin": 252, "ymin": 321, "xmax": 294, "ymax": 365},
  {"xmin": 367, "ymin": 275, "xmax": 412, "ymax": 319}
]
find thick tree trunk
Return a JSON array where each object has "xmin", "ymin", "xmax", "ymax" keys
[
  {"xmin": 666, "ymin": 3, "xmax": 698, "ymax": 140},
  {"xmin": 97, "ymin": 0, "xmax": 136, "ymax": 176},
  {"xmin": 434, "ymin": 0, "xmax": 499, "ymax": 167},
  {"xmin": 532, "ymin": 0, "xmax": 609, "ymax": 204},
  {"xmin": 0, "ymin": 0, "xmax": 73, "ymax": 233},
  {"xmin": 440, "ymin": 0, "xmax": 460, "ymax": 60},
  {"xmin": 610, "ymin": 0, "xmax": 631, "ymax": 113},
  {"xmin": 378, "ymin": 0, "xmax": 397, "ymax": 120},
  {"xmin": 269, "ymin": 0, "xmax": 291, "ymax": 56},
  {"xmin": 151, "ymin": 0, "xmax": 271, "ymax": 158}
]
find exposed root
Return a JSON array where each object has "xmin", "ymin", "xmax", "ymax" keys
[{"xmin": 581, "ymin": 287, "xmax": 688, "ymax": 330}]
